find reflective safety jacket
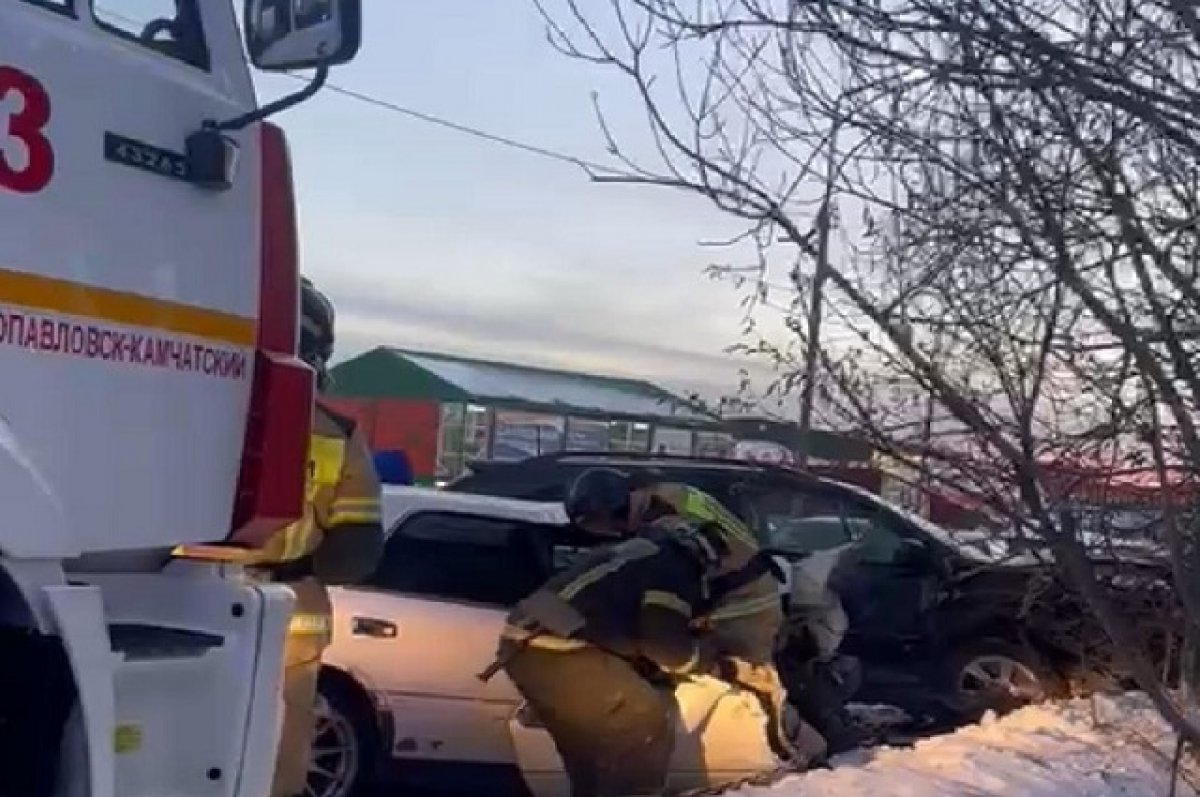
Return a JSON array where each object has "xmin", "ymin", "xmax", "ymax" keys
[
  {"xmin": 252, "ymin": 403, "xmax": 385, "ymax": 586},
  {"xmin": 638, "ymin": 483, "xmax": 784, "ymax": 662},
  {"xmin": 503, "ymin": 536, "xmax": 709, "ymax": 675}
]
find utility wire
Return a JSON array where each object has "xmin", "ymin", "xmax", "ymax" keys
[
  {"xmin": 274, "ymin": 72, "xmax": 621, "ymax": 176},
  {"xmin": 94, "ymin": 6, "xmax": 619, "ymax": 176}
]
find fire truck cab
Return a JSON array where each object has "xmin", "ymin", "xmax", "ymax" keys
[{"xmin": 0, "ymin": 2, "xmax": 362, "ymax": 795}]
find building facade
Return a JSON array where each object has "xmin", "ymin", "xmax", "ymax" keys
[{"xmin": 326, "ymin": 347, "xmax": 731, "ymax": 483}]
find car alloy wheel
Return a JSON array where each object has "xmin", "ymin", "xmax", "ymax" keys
[
  {"xmin": 306, "ymin": 695, "xmax": 360, "ymax": 797},
  {"xmin": 957, "ymin": 653, "xmax": 1046, "ymax": 704}
]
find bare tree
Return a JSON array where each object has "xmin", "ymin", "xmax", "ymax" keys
[{"xmin": 535, "ymin": 0, "xmax": 1200, "ymax": 742}]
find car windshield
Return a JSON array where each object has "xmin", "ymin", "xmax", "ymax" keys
[{"xmin": 817, "ymin": 478, "xmax": 1040, "ymax": 564}]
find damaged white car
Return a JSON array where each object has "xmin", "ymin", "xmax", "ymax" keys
[{"xmin": 311, "ymin": 487, "xmax": 784, "ymax": 797}]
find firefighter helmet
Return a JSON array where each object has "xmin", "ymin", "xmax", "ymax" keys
[
  {"xmin": 564, "ymin": 467, "xmax": 634, "ymax": 530},
  {"xmin": 300, "ymin": 277, "xmax": 335, "ymax": 388}
]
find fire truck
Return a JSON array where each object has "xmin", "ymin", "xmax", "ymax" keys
[{"xmin": 0, "ymin": 2, "xmax": 362, "ymax": 795}]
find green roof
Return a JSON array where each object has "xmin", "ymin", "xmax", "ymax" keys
[{"xmin": 330, "ymin": 347, "xmax": 718, "ymax": 426}]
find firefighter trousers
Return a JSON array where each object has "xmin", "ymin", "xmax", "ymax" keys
[
  {"xmin": 709, "ymin": 601, "xmax": 785, "ymax": 670},
  {"xmin": 503, "ymin": 643, "xmax": 674, "ymax": 797},
  {"xmin": 708, "ymin": 607, "xmax": 823, "ymax": 764},
  {"xmin": 271, "ymin": 576, "xmax": 334, "ymax": 797}
]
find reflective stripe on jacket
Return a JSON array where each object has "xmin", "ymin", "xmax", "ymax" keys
[
  {"xmin": 643, "ymin": 483, "xmax": 759, "ymax": 563},
  {"xmin": 288, "ymin": 612, "xmax": 333, "ymax": 636},
  {"xmin": 254, "ymin": 404, "xmax": 383, "ymax": 566},
  {"xmin": 505, "ymin": 536, "xmax": 707, "ymax": 674},
  {"xmin": 500, "ymin": 623, "xmax": 589, "ymax": 652},
  {"xmin": 640, "ymin": 483, "xmax": 783, "ymax": 655}
]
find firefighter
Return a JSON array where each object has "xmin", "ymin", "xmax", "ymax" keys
[
  {"xmin": 565, "ymin": 468, "xmax": 819, "ymax": 765},
  {"xmin": 489, "ymin": 523, "xmax": 730, "ymax": 797},
  {"xmin": 255, "ymin": 277, "xmax": 385, "ymax": 797}
]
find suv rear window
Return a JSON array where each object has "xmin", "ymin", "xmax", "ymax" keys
[{"xmin": 451, "ymin": 463, "xmax": 749, "ymax": 514}]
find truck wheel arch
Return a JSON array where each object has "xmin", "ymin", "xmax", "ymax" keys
[
  {"xmin": 0, "ymin": 564, "xmax": 38, "ymax": 627},
  {"xmin": 1, "ymin": 621, "xmax": 77, "ymax": 796}
]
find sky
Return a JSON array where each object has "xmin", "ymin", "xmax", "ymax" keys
[{"xmin": 251, "ymin": 1, "xmax": 797, "ymax": 404}]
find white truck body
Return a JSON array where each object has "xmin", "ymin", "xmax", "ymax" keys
[
  {"xmin": 0, "ymin": 1, "xmax": 259, "ymax": 557},
  {"xmin": 0, "ymin": 2, "xmax": 360, "ymax": 796}
]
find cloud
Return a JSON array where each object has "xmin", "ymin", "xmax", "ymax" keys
[
  {"xmin": 324, "ymin": 267, "xmax": 778, "ymax": 398},
  {"xmin": 260, "ymin": 0, "xmax": 820, "ymax": 412},
  {"xmin": 289, "ymin": 135, "xmax": 794, "ymax": 401}
]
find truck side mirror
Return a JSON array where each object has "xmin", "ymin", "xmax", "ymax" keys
[{"xmin": 245, "ymin": 0, "xmax": 362, "ymax": 72}]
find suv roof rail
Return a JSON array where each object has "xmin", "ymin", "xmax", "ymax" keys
[
  {"xmin": 484, "ymin": 450, "xmax": 805, "ymax": 473},
  {"xmin": 462, "ymin": 459, "xmax": 507, "ymax": 473},
  {"xmin": 458, "ymin": 451, "xmax": 864, "ymax": 482}
]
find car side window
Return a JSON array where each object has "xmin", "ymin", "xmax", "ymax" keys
[
  {"xmin": 840, "ymin": 506, "xmax": 912, "ymax": 565},
  {"xmin": 744, "ymin": 486, "xmax": 855, "ymax": 552},
  {"xmin": 527, "ymin": 483, "xmax": 569, "ymax": 502},
  {"xmin": 547, "ymin": 526, "xmax": 614, "ymax": 572},
  {"xmin": 368, "ymin": 513, "xmax": 548, "ymax": 607},
  {"xmin": 768, "ymin": 516, "xmax": 852, "ymax": 555},
  {"xmin": 856, "ymin": 521, "xmax": 908, "ymax": 564}
]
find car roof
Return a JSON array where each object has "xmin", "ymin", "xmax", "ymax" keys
[
  {"xmin": 381, "ymin": 485, "xmax": 569, "ymax": 530},
  {"xmin": 454, "ymin": 453, "xmax": 845, "ymax": 497},
  {"xmin": 482, "ymin": 452, "xmax": 771, "ymax": 472}
]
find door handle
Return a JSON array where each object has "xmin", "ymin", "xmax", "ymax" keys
[{"xmin": 351, "ymin": 616, "xmax": 398, "ymax": 639}]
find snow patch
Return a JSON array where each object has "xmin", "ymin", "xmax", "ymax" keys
[{"xmin": 737, "ymin": 694, "xmax": 1196, "ymax": 796}]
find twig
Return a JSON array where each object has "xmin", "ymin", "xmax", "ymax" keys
[{"xmin": 1170, "ymin": 734, "xmax": 1185, "ymax": 797}]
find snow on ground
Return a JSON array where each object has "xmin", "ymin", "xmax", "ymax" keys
[{"xmin": 739, "ymin": 694, "xmax": 1197, "ymax": 797}]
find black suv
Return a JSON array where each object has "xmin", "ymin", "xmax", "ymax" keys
[{"xmin": 447, "ymin": 453, "xmax": 1177, "ymax": 728}]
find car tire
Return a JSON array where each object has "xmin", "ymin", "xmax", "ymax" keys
[
  {"xmin": 945, "ymin": 639, "xmax": 1062, "ymax": 723},
  {"xmin": 309, "ymin": 677, "xmax": 378, "ymax": 797}
]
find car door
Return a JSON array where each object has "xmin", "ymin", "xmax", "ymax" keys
[
  {"xmin": 833, "ymin": 506, "xmax": 941, "ymax": 652},
  {"xmin": 326, "ymin": 511, "xmax": 551, "ymax": 768}
]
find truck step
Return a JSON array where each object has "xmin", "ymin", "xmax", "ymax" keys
[{"xmin": 108, "ymin": 623, "xmax": 224, "ymax": 661}]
